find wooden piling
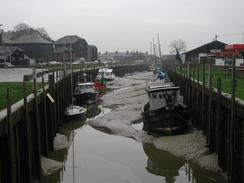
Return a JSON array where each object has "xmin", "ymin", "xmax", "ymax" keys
[
  {"xmin": 230, "ymin": 56, "xmax": 236, "ymax": 179},
  {"xmin": 32, "ymin": 67, "xmax": 42, "ymax": 180},
  {"xmin": 201, "ymin": 60, "xmax": 206, "ymax": 132},
  {"xmin": 208, "ymin": 58, "xmax": 213, "ymax": 151},
  {"xmin": 14, "ymin": 127, "xmax": 21, "ymax": 183},
  {"xmin": 6, "ymin": 88, "xmax": 16, "ymax": 183},
  {"xmin": 42, "ymin": 76, "xmax": 49, "ymax": 155},
  {"xmin": 23, "ymin": 81, "xmax": 32, "ymax": 183},
  {"xmin": 216, "ymin": 78, "xmax": 222, "ymax": 165}
]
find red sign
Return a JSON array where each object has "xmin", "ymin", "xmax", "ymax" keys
[{"xmin": 225, "ymin": 44, "xmax": 244, "ymax": 51}]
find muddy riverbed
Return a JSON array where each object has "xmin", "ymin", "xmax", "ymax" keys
[{"xmin": 43, "ymin": 71, "xmax": 227, "ymax": 183}]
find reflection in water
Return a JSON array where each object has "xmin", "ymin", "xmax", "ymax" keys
[
  {"xmin": 43, "ymin": 102, "xmax": 227, "ymax": 183},
  {"xmin": 142, "ymin": 143, "xmax": 227, "ymax": 183},
  {"xmin": 43, "ymin": 104, "xmax": 100, "ymax": 183},
  {"xmin": 143, "ymin": 143, "xmax": 184, "ymax": 183}
]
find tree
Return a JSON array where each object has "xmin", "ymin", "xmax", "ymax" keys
[
  {"xmin": 13, "ymin": 23, "xmax": 31, "ymax": 32},
  {"xmin": 169, "ymin": 39, "xmax": 186, "ymax": 63},
  {"xmin": 36, "ymin": 27, "xmax": 50, "ymax": 40}
]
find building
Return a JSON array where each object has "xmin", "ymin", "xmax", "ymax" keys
[
  {"xmin": 54, "ymin": 35, "xmax": 88, "ymax": 62},
  {"xmin": 99, "ymin": 51, "xmax": 146, "ymax": 63},
  {"xmin": 181, "ymin": 40, "xmax": 227, "ymax": 63},
  {"xmin": 5, "ymin": 33, "xmax": 53, "ymax": 62},
  {"xmin": 0, "ymin": 46, "xmax": 29, "ymax": 66},
  {"xmin": 87, "ymin": 45, "xmax": 98, "ymax": 62}
]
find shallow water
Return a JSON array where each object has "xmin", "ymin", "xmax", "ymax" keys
[
  {"xmin": 43, "ymin": 120, "xmax": 227, "ymax": 183},
  {"xmin": 43, "ymin": 72, "xmax": 227, "ymax": 183}
]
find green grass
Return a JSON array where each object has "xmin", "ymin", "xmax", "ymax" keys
[
  {"xmin": 189, "ymin": 66, "xmax": 244, "ymax": 100},
  {"xmin": 0, "ymin": 82, "xmax": 42, "ymax": 111}
]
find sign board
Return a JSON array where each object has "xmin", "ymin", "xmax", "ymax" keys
[{"xmin": 47, "ymin": 93, "xmax": 55, "ymax": 103}]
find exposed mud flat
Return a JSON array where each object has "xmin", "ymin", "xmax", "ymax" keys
[{"xmin": 88, "ymin": 71, "xmax": 221, "ymax": 172}]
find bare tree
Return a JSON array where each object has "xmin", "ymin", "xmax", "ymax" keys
[
  {"xmin": 36, "ymin": 27, "xmax": 50, "ymax": 39},
  {"xmin": 13, "ymin": 23, "xmax": 31, "ymax": 32},
  {"xmin": 169, "ymin": 39, "xmax": 186, "ymax": 62}
]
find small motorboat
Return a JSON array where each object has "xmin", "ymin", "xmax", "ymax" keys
[
  {"xmin": 74, "ymin": 74, "xmax": 98, "ymax": 105},
  {"xmin": 64, "ymin": 105, "xmax": 87, "ymax": 122}
]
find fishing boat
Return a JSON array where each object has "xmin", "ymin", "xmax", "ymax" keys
[
  {"xmin": 95, "ymin": 76, "xmax": 107, "ymax": 93},
  {"xmin": 142, "ymin": 78, "xmax": 189, "ymax": 135},
  {"xmin": 64, "ymin": 43, "xmax": 87, "ymax": 122},
  {"xmin": 96, "ymin": 68, "xmax": 115, "ymax": 82},
  {"xmin": 74, "ymin": 74, "xmax": 98, "ymax": 105}
]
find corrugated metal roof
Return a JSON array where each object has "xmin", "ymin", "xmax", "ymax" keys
[
  {"xmin": 56, "ymin": 35, "xmax": 85, "ymax": 44},
  {"xmin": 11, "ymin": 33, "xmax": 52, "ymax": 44}
]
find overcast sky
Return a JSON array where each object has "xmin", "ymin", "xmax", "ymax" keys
[{"xmin": 1, "ymin": 0, "xmax": 244, "ymax": 54}]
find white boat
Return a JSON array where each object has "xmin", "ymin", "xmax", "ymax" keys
[
  {"xmin": 96, "ymin": 68, "xmax": 115, "ymax": 82},
  {"xmin": 64, "ymin": 105, "xmax": 87, "ymax": 121},
  {"xmin": 142, "ymin": 75, "xmax": 189, "ymax": 135}
]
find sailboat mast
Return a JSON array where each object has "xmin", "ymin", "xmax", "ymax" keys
[
  {"xmin": 153, "ymin": 38, "xmax": 156, "ymax": 66},
  {"xmin": 150, "ymin": 41, "xmax": 152, "ymax": 55},
  {"xmin": 70, "ymin": 42, "xmax": 74, "ymax": 105},
  {"xmin": 157, "ymin": 33, "xmax": 162, "ymax": 57}
]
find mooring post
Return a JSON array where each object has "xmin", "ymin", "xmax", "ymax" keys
[
  {"xmin": 52, "ymin": 71, "xmax": 57, "ymax": 133},
  {"xmin": 192, "ymin": 62, "xmax": 196, "ymax": 103},
  {"xmin": 216, "ymin": 78, "xmax": 222, "ymax": 165},
  {"xmin": 33, "ymin": 67, "xmax": 42, "ymax": 180},
  {"xmin": 42, "ymin": 76, "xmax": 49, "ymax": 155},
  {"xmin": 23, "ymin": 81, "xmax": 32, "ymax": 183},
  {"xmin": 6, "ymin": 88, "xmax": 16, "ymax": 183},
  {"xmin": 196, "ymin": 61, "xmax": 200, "ymax": 129},
  {"xmin": 230, "ymin": 55, "xmax": 236, "ymax": 180},
  {"xmin": 207, "ymin": 58, "xmax": 213, "ymax": 152},
  {"xmin": 56, "ymin": 71, "xmax": 60, "ymax": 129},
  {"xmin": 201, "ymin": 59, "xmax": 206, "ymax": 133},
  {"xmin": 189, "ymin": 63, "xmax": 192, "ymax": 108},
  {"xmin": 14, "ymin": 127, "xmax": 21, "ymax": 183}
]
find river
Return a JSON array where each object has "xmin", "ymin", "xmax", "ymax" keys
[{"xmin": 43, "ymin": 71, "xmax": 227, "ymax": 183}]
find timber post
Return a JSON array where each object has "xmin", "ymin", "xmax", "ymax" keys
[
  {"xmin": 6, "ymin": 88, "xmax": 16, "ymax": 183},
  {"xmin": 23, "ymin": 81, "xmax": 32, "ymax": 183},
  {"xmin": 32, "ymin": 67, "xmax": 42, "ymax": 180}
]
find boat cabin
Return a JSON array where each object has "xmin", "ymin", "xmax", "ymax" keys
[
  {"xmin": 97, "ymin": 68, "xmax": 115, "ymax": 81},
  {"xmin": 147, "ymin": 83, "xmax": 180, "ymax": 111},
  {"xmin": 75, "ymin": 82, "xmax": 95, "ymax": 94}
]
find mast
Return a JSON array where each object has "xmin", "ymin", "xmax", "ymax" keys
[
  {"xmin": 153, "ymin": 38, "xmax": 157, "ymax": 66},
  {"xmin": 70, "ymin": 42, "xmax": 74, "ymax": 105},
  {"xmin": 150, "ymin": 42, "xmax": 152, "ymax": 55}
]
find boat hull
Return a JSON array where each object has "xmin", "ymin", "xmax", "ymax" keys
[
  {"xmin": 64, "ymin": 112, "xmax": 87, "ymax": 122},
  {"xmin": 74, "ymin": 93, "xmax": 97, "ymax": 105},
  {"xmin": 142, "ymin": 103, "xmax": 189, "ymax": 135}
]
